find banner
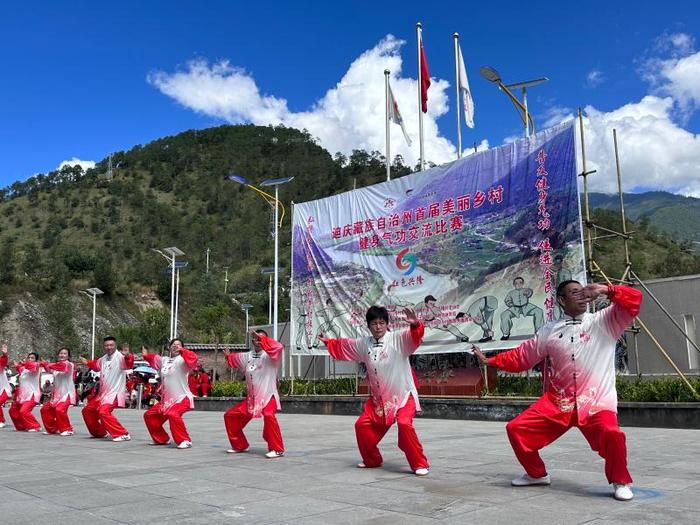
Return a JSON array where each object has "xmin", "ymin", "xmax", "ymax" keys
[{"xmin": 291, "ymin": 122, "xmax": 584, "ymax": 355}]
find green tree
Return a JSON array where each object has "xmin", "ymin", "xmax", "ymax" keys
[
  {"xmin": 139, "ymin": 307, "xmax": 170, "ymax": 350},
  {"xmin": 195, "ymin": 303, "xmax": 232, "ymax": 379},
  {"xmin": 114, "ymin": 324, "xmax": 141, "ymax": 350},
  {"xmin": 0, "ymin": 238, "xmax": 16, "ymax": 284}
]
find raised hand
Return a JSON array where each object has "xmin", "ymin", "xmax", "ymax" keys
[
  {"xmin": 79, "ymin": 357, "xmax": 89, "ymax": 365},
  {"xmin": 222, "ymin": 346, "xmax": 231, "ymax": 356},
  {"xmin": 403, "ymin": 307, "xmax": 419, "ymax": 327},
  {"xmin": 472, "ymin": 346, "xmax": 488, "ymax": 366},
  {"xmin": 249, "ymin": 329, "xmax": 262, "ymax": 342},
  {"xmin": 121, "ymin": 344, "xmax": 131, "ymax": 356},
  {"xmin": 141, "ymin": 346, "xmax": 149, "ymax": 358},
  {"xmin": 574, "ymin": 283, "xmax": 609, "ymax": 304},
  {"xmin": 317, "ymin": 332, "xmax": 329, "ymax": 346},
  {"xmin": 1, "ymin": 344, "xmax": 7, "ymax": 356}
]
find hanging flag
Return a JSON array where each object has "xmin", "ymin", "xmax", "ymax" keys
[
  {"xmin": 388, "ymin": 82, "xmax": 412, "ymax": 146},
  {"xmin": 457, "ymin": 44, "xmax": 475, "ymax": 128},
  {"xmin": 420, "ymin": 40, "xmax": 431, "ymax": 113}
]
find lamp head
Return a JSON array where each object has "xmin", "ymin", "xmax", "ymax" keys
[{"xmin": 480, "ymin": 66, "xmax": 502, "ymax": 83}]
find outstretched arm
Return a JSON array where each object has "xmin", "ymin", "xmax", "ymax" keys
[
  {"xmin": 252, "ymin": 331, "xmax": 284, "ymax": 362},
  {"xmin": 399, "ymin": 307, "xmax": 425, "ymax": 356},
  {"xmin": 317, "ymin": 333, "xmax": 360, "ymax": 362},
  {"xmin": 223, "ymin": 347, "xmax": 243, "ymax": 369},
  {"xmin": 179, "ymin": 348, "xmax": 199, "ymax": 369},
  {"xmin": 474, "ymin": 336, "xmax": 544, "ymax": 373},
  {"xmin": 589, "ymin": 284, "xmax": 643, "ymax": 340}
]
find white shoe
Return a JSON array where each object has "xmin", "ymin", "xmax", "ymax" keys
[
  {"xmin": 357, "ymin": 462, "xmax": 367, "ymax": 468},
  {"xmin": 613, "ymin": 483, "xmax": 634, "ymax": 501},
  {"xmin": 511, "ymin": 473, "xmax": 551, "ymax": 486},
  {"xmin": 265, "ymin": 450, "xmax": 284, "ymax": 459},
  {"xmin": 0, "ymin": 422, "xmax": 5, "ymax": 428},
  {"xmin": 59, "ymin": 431, "xmax": 74, "ymax": 436},
  {"xmin": 112, "ymin": 434, "xmax": 131, "ymax": 442},
  {"xmin": 177, "ymin": 441, "xmax": 192, "ymax": 449},
  {"xmin": 226, "ymin": 448, "xmax": 248, "ymax": 454},
  {"xmin": 414, "ymin": 468, "xmax": 430, "ymax": 476},
  {"xmin": 42, "ymin": 431, "xmax": 51, "ymax": 435},
  {"xmin": 27, "ymin": 429, "xmax": 39, "ymax": 433}
]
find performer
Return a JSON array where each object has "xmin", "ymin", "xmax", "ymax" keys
[
  {"xmin": 142, "ymin": 339, "xmax": 198, "ymax": 449},
  {"xmin": 81, "ymin": 337, "xmax": 134, "ymax": 442},
  {"xmin": 500, "ymin": 276, "xmax": 544, "ymax": 340},
  {"xmin": 223, "ymin": 330, "xmax": 285, "ymax": 458},
  {"xmin": 188, "ymin": 367, "xmax": 202, "ymax": 397},
  {"xmin": 40, "ymin": 347, "xmax": 77, "ymax": 436},
  {"xmin": 319, "ymin": 306, "xmax": 430, "ymax": 476},
  {"xmin": 9, "ymin": 350, "xmax": 43, "ymax": 432},
  {"xmin": 474, "ymin": 281, "xmax": 642, "ymax": 501},
  {"xmin": 0, "ymin": 344, "xmax": 12, "ymax": 428}
]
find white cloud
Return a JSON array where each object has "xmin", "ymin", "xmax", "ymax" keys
[
  {"xmin": 585, "ymin": 69, "xmax": 605, "ymax": 88},
  {"xmin": 57, "ymin": 157, "xmax": 96, "ymax": 172},
  {"xmin": 148, "ymin": 35, "xmax": 459, "ymax": 166}
]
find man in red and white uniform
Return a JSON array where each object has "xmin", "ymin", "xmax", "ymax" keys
[
  {"xmin": 142, "ymin": 339, "xmax": 199, "ymax": 449},
  {"xmin": 9, "ymin": 350, "xmax": 43, "ymax": 432},
  {"xmin": 40, "ymin": 347, "xmax": 77, "ymax": 436},
  {"xmin": 200, "ymin": 369, "xmax": 211, "ymax": 397},
  {"xmin": 319, "ymin": 306, "xmax": 430, "ymax": 476},
  {"xmin": 223, "ymin": 330, "xmax": 285, "ymax": 458},
  {"xmin": 474, "ymin": 281, "xmax": 642, "ymax": 501},
  {"xmin": 81, "ymin": 336, "xmax": 134, "ymax": 442},
  {"xmin": 188, "ymin": 368, "xmax": 202, "ymax": 397},
  {"xmin": 0, "ymin": 344, "xmax": 13, "ymax": 428}
]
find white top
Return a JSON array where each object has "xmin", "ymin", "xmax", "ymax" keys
[
  {"xmin": 0, "ymin": 356, "xmax": 12, "ymax": 396},
  {"xmin": 326, "ymin": 323, "xmax": 424, "ymax": 425},
  {"xmin": 145, "ymin": 348, "xmax": 198, "ymax": 414},
  {"xmin": 91, "ymin": 352, "xmax": 132, "ymax": 407},
  {"xmin": 46, "ymin": 361, "xmax": 77, "ymax": 405},
  {"xmin": 227, "ymin": 335, "xmax": 283, "ymax": 418},
  {"xmin": 16, "ymin": 362, "xmax": 42, "ymax": 403}
]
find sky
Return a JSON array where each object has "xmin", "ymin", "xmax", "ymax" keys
[{"xmin": 1, "ymin": 1, "xmax": 699, "ymax": 195}]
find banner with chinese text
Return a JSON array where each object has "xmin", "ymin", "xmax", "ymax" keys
[{"xmin": 291, "ymin": 122, "xmax": 584, "ymax": 355}]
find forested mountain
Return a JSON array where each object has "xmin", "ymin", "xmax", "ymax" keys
[{"xmin": 0, "ymin": 124, "xmax": 696, "ymax": 358}]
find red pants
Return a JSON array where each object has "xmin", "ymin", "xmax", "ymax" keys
[
  {"xmin": 40, "ymin": 399, "xmax": 73, "ymax": 433},
  {"xmin": 355, "ymin": 395, "xmax": 429, "ymax": 471},
  {"xmin": 9, "ymin": 400, "xmax": 40, "ymax": 431},
  {"xmin": 224, "ymin": 398, "xmax": 284, "ymax": 452},
  {"xmin": 0, "ymin": 390, "xmax": 9, "ymax": 423},
  {"xmin": 144, "ymin": 397, "xmax": 192, "ymax": 445},
  {"xmin": 82, "ymin": 397, "xmax": 128, "ymax": 438},
  {"xmin": 506, "ymin": 397, "xmax": 632, "ymax": 484}
]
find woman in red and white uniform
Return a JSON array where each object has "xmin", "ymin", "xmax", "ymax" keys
[
  {"xmin": 40, "ymin": 347, "xmax": 77, "ymax": 436},
  {"xmin": 142, "ymin": 339, "xmax": 199, "ymax": 449},
  {"xmin": 81, "ymin": 336, "xmax": 134, "ymax": 441},
  {"xmin": 9, "ymin": 350, "xmax": 43, "ymax": 432},
  {"xmin": 223, "ymin": 330, "xmax": 285, "ymax": 458},
  {"xmin": 0, "ymin": 344, "xmax": 14, "ymax": 428}
]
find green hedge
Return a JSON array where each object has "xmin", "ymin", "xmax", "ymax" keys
[{"xmin": 210, "ymin": 376, "xmax": 699, "ymax": 402}]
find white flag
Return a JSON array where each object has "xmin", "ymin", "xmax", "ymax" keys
[
  {"xmin": 388, "ymin": 82, "xmax": 412, "ymax": 146},
  {"xmin": 457, "ymin": 44, "xmax": 475, "ymax": 128}
]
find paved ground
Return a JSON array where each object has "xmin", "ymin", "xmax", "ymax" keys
[{"xmin": 0, "ymin": 408, "xmax": 698, "ymax": 524}]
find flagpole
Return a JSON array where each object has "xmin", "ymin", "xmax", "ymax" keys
[
  {"xmin": 385, "ymin": 69, "xmax": 391, "ymax": 181},
  {"xmin": 416, "ymin": 22, "xmax": 425, "ymax": 171},
  {"xmin": 453, "ymin": 33, "xmax": 462, "ymax": 159}
]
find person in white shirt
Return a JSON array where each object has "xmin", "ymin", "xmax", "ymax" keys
[
  {"xmin": 142, "ymin": 339, "xmax": 199, "ymax": 449},
  {"xmin": 8, "ymin": 349, "xmax": 43, "ymax": 432},
  {"xmin": 223, "ymin": 330, "xmax": 285, "ymax": 458},
  {"xmin": 81, "ymin": 336, "xmax": 133, "ymax": 442},
  {"xmin": 319, "ymin": 306, "xmax": 430, "ymax": 476},
  {"xmin": 0, "ymin": 344, "xmax": 13, "ymax": 428},
  {"xmin": 40, "ymin": 347, "xmax": 77, "ymax": 436},
  {"xmin": 474, "ymin": 281, "xmax": 642, "ymax": 501}
]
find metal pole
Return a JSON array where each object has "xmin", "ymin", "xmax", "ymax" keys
[
  {"xmin": 174, "ymin": 268, "xmax": 180, "ymax": 338},
  {"xmin": 268, "ymin": 276, "xmax": 273, "ymax": 324},
  {"xmin": 170, "ymin": 253, "xmax": 176, "ymax": 340},
  {"xmin": 224, "ymin": 267, "xmax": 229, "ymax": 294},
  {"xmin": 385, "ymin": 69, "xmax": 391, "ymax": 181},
  {"xmin": 578, "ymin": 108, "xmax": 595, "ymax": 282},
  {"xmin": 613, "ymin": 129, "xmax": 631, "ymax": 282},
  {"xmin": 417, "ymin": 22, "xmax": 425, "ymax": 171},
  {"xmin": 91, "ymin": 294, "xmax": 97, "ymax": 360},
  {"xmin": 453, "ymin": 32, "xmax": 462, "ymax": 158},
  {"xmin": 523, "ymin": 87, "xmax": 529, "ymax": 137},
  {"xmin": 206, "ymin": 248, "xmax": 210, "ymax": 275}
]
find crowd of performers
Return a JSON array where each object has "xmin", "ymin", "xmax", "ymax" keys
[{"xmin": 0, "ymin": 280, "xmax": 641, "ymax": 501}]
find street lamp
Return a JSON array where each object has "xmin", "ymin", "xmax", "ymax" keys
[
  {"xmin": 261, "ymin": 267, "xmax": 276, "ymax": 324},
  {"xmin": 241, "ymin": 303, "xmax": 254, "ymax": 337},
  {"xmin": 152, "ymin": 246, "xmax": 185, "ymax": 340},
  {"xmin": 166, "ymin": 261, "xmax": 188, "ymax": 338},
  {"xmin": 480, "ymin": 65, "xmax": 548, "ymax": 137},
  {"xmin": 83, "ymin": 287, "xmax": 104, "ymax": 360}
]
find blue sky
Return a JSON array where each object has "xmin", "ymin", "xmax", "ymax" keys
[{"xmin": 1, "ymin": 1, "xmax": 699, "ymax": 194}]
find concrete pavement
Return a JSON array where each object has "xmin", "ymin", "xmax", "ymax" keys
[{"xmin": 0, "ymin": 408, "xmax": 698, "ymax": 524}]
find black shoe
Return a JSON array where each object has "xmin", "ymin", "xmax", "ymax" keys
[
  {"xmin": 460, "ymin": 336, "xmax": 470, "ymax": 343},
  {"xmin": 479, "ymin": 336, "xmax": 493, "ymax": 343},
  {"xmin": 500, "ymin": 335, "xmax": 510, "ymax": 341}
]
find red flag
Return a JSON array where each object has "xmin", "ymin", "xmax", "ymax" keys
[{"xmin": 420, "ymin": 40, "xmax": 431, "ymax": 113}]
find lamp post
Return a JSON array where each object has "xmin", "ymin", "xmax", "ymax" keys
[
  {"xmin": 166, "ymin": 261, "xmax": 188, "ymax": 338},
  {"xmin": 261, "ymin": 267, "xmax": 276, "ymax": 324},
  {"xmin": 241, "ymin": 303, "xmax": 254, "ymax": 347},
  {"xmin": 479, "ymin": 66, "xmax": 548, "ymax": 137},
  {"xmin": 152, "ymin": 247, "xmax": 185, "ymax": 340},
  {"xmin": 83, "ymin": 287, "xmax": 104, "ymax": 360},
  {"xmin": 223, "ymin": 266, "xmax": 229, "ymax": 294}
]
